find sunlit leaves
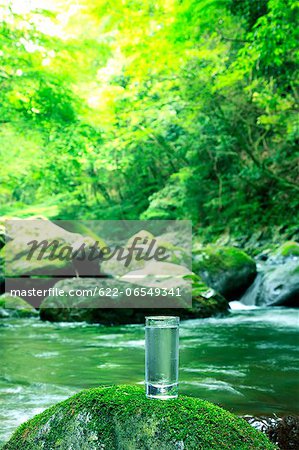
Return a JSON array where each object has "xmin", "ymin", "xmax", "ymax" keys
[{"xmin": 0, "ymin": 0, "xmax": 298, "ymax": 232}]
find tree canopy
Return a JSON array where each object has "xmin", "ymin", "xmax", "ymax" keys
[{"xmin": 0, "ymin": 0, "xmax": 298, "ymax": 237}]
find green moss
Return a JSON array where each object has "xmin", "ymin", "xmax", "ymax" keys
[
  {"xmin": 275, "ymin": 241, "xmax": 299, "ymax": 258},
  {"xmin": 0, "ymin": 294, "xmax": 37, "ymax": 318},
  {"xmin": 4, "ymin": 385, "xmax": 276, "ymax": 450},
  {"xmin": 292, "ymin": 264, "xmax": 299, "ymax": 275},
  {"xmin": 193, "ymin": 246, "xmax": 255, "ymax": 274},
  {"xmin": 0, "ymin": 294, "xmax": 32, "ymax": 309},
  {"xmin": 183, "ymin": 273, "xmax": 229, "ymax": 317},
  {"xmin": 192, "ymin": 246, "xmax": 256, "ymax": 298}
]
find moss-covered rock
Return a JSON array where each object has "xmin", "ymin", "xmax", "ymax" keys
[
  {"xmin": 181, "ymin": 273, "xmax": 229, "ymax": 319},
  {"xmin": 193, "ymin": 246, "xmax": 256, "ymax": 300},
  {"xmin": 3, "ymin": 385, "xmax": 275, "ymax": 450},
  {"xmin": 1, "ymin": 218, "xmax": 103, "ymax": 277},
  {"xmin": 121, "ymin": 261, "xmax": 191, "ymax": 289},
  {"xmin": 273, "ymin": 241, "xmax": 299, "ymax": 259},
  {"xmin": 0, "ymin": 294, "xmax": 38, "ymax": 318},
  {"xmin": 102, "ymin": 230, "xmax": 190, "ymax": 278}
]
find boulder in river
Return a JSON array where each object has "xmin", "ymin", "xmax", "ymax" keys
[
  {"xmin": 0, "ymin": 294, "xmax": 38, "ymax": 318},
  {"xmin": 261, "ymin": 261, "xmax": 299, "ymax": 306},
  {"xmin": 183, "ymin": 273, "xmax": 229, "ymax": 319},
  {"xmin": 1, "ymin": 218, "xmax": 104, "ymax": 277},
  {"xmin": 121, "ymin": 261, "xmax": 191, "ymax": 289},
  {"xmin": 3, "ymin": 385, "xmax": 275, "ymax": 450},
  {"xmin": 272, "ymin": 241, "xmax": 299, "ymax": 260},
  {"xmin": 102, "ymin": 229, "xmax": 190, "ymax": 277},
  {"xmin": 240, "ymin": 260, "xmax": 299, "ymax": 307},
  {"xmin": 193, "ymin": 245, "xmax": 256, "ymax": 300},
  {"xmin": 240, "ymin": 240, "xmax": 299, "ymax": 307},
  {"xmin": 39, "ymin": 275, "xmax": 228, "ymax": 324}
]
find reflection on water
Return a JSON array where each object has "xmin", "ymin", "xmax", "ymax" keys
[{"xmin": 0, "ymin": 308, "xmax": 298, "ymax": 445}]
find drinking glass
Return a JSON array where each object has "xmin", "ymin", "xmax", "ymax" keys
[{"xmin": 145, "ymin": 316, "xmax": 179, "ymax": 399}]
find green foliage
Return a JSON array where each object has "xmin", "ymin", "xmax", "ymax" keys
[
  {"xmin": 230, "ymin": 0, "xmax": 268, "ymax": 30},
  {"xmin": 0, "ymin": 0, "xmax": 298, "ymax": 237}
]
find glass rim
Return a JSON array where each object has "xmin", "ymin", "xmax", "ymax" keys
[
  {"xmin": 145, "ymin": 315, "xmax": 179, "ymax": 320},
  {"xmin": 145, "ymin": 316, "xmax": 179, "ymax": 326}
]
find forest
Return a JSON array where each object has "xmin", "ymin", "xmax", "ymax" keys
[
  {"xmin": 0, "ymin": 0, "xmax": 298, "ymax": 241},
  {"xmin": 1, "ymin": 2, "xmax": 299, "ymax": 449}
]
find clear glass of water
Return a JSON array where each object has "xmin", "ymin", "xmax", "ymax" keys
[{"xmin": 145, "ymin": 316, "xmax": 179, "ymax": 399}]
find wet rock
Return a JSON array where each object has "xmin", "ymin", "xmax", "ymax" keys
[
  {"xmin": 244, "ymin": 415, "xmax": 299, "ymax": 450},
  {"xmin": 193, "ymin": 246, "xmax": 256, "ymax": 300},
  {"xmin": 261, "ymin": 262, "xmax": 299, "ymax": 306},
  {"xmin": 241, "ymin": 261, "xmax": 299, "ymax": 307},
  {"xmin": 3, "ymin": 385, "xmax": 275, "ymax": 450},
  {"xmin": 39, "ymin": 275, "xmax": 228, "ymax": 324}
]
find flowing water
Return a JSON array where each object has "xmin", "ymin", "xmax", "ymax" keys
[{"xmin": 0, "ymin": 307, "xmax": 298, "ymax": 446}]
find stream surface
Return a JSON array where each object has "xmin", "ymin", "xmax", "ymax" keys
[{"xmin": 1, "ymin": 307, "xmax": 298, "ymax": 446}]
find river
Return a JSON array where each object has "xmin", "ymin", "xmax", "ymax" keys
[{"xmin": 1, "ymin": 307, "xmax": 298, "ymax": 446}]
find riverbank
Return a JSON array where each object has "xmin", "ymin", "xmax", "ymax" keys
[{"xmin": 1, "ymin": 218, "xmax": 298, "ymax": 324}]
